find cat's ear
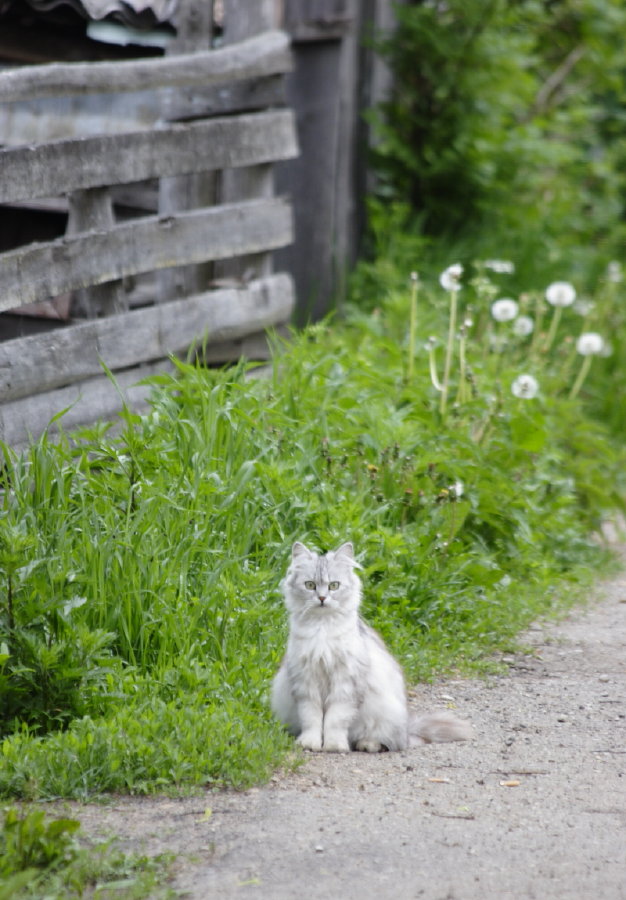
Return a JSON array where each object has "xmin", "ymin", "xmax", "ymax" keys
[
  {"xmin": 334, "ymin": 542, "xmax": 362, "ymax": 568},
  {"xmin": 335, "ymin": 542, "xmax": 354, "ymax": 559},
  {"xmin": 292, "ymin": 541, "xmax": 312, "ymax": 559}
]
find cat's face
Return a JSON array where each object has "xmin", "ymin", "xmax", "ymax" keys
[{"xmin": 282, "ymin": 541, "xmax": 361, "ymax": 617}]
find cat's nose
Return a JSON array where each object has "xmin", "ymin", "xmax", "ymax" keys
[{"xmin": 318, "ymin": 597, "xmax": 326, "ymax": 605}]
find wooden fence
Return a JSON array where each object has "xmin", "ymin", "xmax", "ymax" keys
[{"xmin": 0, "ymin": 12, "xmax": 298, "ymax": 446}]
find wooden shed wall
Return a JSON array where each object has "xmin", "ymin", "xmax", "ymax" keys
[{"xmin": 0, "ymin": 4, "xmax": 299, "ymax": 446}]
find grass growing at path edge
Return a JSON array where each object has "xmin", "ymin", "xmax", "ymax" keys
[{"xmin": 0, "ymin": 260, "xmax": 624, "ymax": 801}]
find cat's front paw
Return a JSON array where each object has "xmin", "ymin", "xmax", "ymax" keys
[
  {"xmin": 322, "ymin": 733, "xmax": 350, "ymax": 753},
  {"xmin": 355, "ymin": 738, "xmax": 384, "ymax": 753},
  {"xmin": 297, "ymin": 730, "xmax": 323, "ymax": 752}
]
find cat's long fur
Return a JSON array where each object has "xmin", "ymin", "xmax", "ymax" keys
[{"xmin": 271, "ymin": 541, "xmax": 472, "ymax": 752}]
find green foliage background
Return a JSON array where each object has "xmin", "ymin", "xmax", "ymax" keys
[{"xmin": 369, "ymin": 0, "xmax": 626, "ymax": 278}]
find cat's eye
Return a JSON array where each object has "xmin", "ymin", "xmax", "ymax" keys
[
  {"xmin": 304, "ymin": 580, "xmax": 316, "ymax": 590},
  {"xmin": 328, "ymin": 581, "xmax": 340, "ymax": 591}
]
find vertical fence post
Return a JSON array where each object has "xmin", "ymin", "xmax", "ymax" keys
[
  {"xmin": 215, "ymin": 0, "xmax": 282, "ymax": 284},
  {"xmin": 67, "ymin": 187, "xmax": 127, "ymax": 317},
  {"xmin": 158, "ymin": 0, "xmax": 216, "ymax": 302}
]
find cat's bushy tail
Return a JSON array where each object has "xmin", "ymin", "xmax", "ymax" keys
[{"xmin": 409, "ymin": 710, "xmax": 473, "ymax": 745}]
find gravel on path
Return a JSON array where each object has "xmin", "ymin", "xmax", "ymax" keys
[{"xmin": 67, "ymin": 564, "xmax": 626, "ymax": 899}]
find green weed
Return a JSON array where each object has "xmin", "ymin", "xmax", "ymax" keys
[
  {"xmin": 0, "ymin": 256, "xmax": 624, "ymax": 798},
  {"xmin": 0, "ymin": 805, "xmax": 174, "ymax": 899}
]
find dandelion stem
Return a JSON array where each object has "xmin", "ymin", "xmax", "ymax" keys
[
  {"xmin": 543, "ymin": 305, "xmax": 562, "ymax": 354},
  {"xmin": 528, "ymin": 293, "xmax": 544, "ymax": 358},
  {"xmin": 429, "ymin": 346, "xmax": 442, "ymax": 391},
  {"xmin": 440, "ymin": 289, "xmax": 458, "ymax": 416},
  {"xmin": 569, "ymin": 355, "xmax": 593, "ymax": 399},
  {"xmin": 456, "ymin": 334, "xmax": 467, "ymax": 404},
  {"xmin": 408, "ymin": 274, "xmax": 419, "ymax": 381}
]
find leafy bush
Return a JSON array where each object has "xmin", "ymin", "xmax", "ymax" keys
[{"xmin": 369, "ymin": 0, "xmax": 626, "ymax": 276}]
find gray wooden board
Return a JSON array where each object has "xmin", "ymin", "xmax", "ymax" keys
[
  {"xmin": 0, "ymin": 325, "xmax": 287, "ymax": 450},
  {"xmin": 0, "ymin": 76, "xmax": 287, "ymax": 149},
  {"xmin": 0, "ymin": 274, "xmax": 294, "ymax": 401},
  {"xmin": 0, "ymin": 197, "xmax": 293, "ymax": 311},
  {"xmin": 0, "ymin": 31, "xmax": 292, "ymax": 102},
  {"xmin": 0, "ymin": 358, "xmax": 171, "ymax": 447},
  {"xmin": 162, "ymin": 74, "xmax": 286, "ymax": 122},
  {"xmin": 0, "ymin": 109, "xmax": 298, "ymax": 204}
]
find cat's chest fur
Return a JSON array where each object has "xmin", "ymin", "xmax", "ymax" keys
[{"xmin": 287, "ymin": 617, "xmax": 365, "ymax": 694}]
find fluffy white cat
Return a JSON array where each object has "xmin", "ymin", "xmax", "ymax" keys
[{"xmin": 271, "ymin": 541, "xmax": 472, "ymax": 752}]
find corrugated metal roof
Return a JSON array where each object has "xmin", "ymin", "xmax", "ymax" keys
[{"xmin": 22, "ymin": 0, "xmax": 178, "ymax": 25}]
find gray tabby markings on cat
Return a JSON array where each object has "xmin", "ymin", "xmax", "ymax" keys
[{"xmin": 271, "ymin": 541, "xmax": 473, "ymax": 753}]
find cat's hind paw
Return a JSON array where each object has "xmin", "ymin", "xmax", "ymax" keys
[{"xmin": 355, "ymin": 739, "xmax": 385, "ymax": 753}]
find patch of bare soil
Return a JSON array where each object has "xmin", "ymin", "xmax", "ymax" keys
[{"xmin": 63, "ymin": 564, "xmax": 626, "ymax": 899}]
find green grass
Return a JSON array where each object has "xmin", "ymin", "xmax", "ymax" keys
[
  {"xmin": 0, "ymin": 805, "xmax": 174, "ymax": 899},
  {"xmin": 0, "ymin": 255, "xmax": 624, "ymax": 801}
]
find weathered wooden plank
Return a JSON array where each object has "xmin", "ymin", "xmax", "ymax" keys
[
  {"xmin": 0, "ymin": 76, "xmax": 287, "ymax": 148},
  {"xmin": 0, "ymin": 325, "xmax": 288, "ymax": 449},
  {"xmin": 0, "ymin": 110, "xmax": 298, "ymax": 204},
  {"xmin": 0, "ymin": 274, "xmax": 294, "ymax": 402},
  {"xmin": 162, "ymin": 74, "xmax": 286, "ymax": 122},
  {"xmin": 0, "ymin": 359, "xmax": 172, "ymax": 448},
  {"xmin": 0, "ymin": 197, "xmax": 293, "ymax": 312},
  {"xmin": 0, "ymin": 30, "xmax": 292, "ymax": 103}
]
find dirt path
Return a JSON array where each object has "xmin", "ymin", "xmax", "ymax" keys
[{"xmin": 68, "ymin": 563, "xmax": 626, "ymax": 899}]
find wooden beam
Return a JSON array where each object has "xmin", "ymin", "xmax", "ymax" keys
[
  {"xmin": 0, "ymin": 197, "xmax": 293, "ymax": 312},
  {"xmin": 0, "ymin": 359, "xmax": 172, "ymax": 448},
  {"xmin": 161, "ymin": 74, "xmax": 286, "ymax": 121},
  {"xmin": 0, "ymin": 274, "xmax": 294, "ymax": 402},
  {"xmin": 0, "ymin": 327, "xmax": 287, "ymax": 449},
  {"xmin": 0, "ymin": 30, "xmax": 292, "ymax": 102},
  {"xmin": 0, "ymin": 110, "xmax": 298, "ymax": 205}
]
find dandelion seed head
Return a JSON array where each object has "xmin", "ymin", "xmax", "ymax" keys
[
  {"xmin": 513, "ymin": 315, "xmax": 534, "ymax": 336},
  {"xmin": 439, "ymin": 263, "xmax": 463, "ymax": 292},
  {"xmin": 484, "ymin": 259, "xmax": 515, "ymax": 274},
  {"xmin": 511, "ymin": 374, "xmax": 539, "ymax": 399},
  {"xmin": 424, "ymin": 336, "xmax": 438, "ymax": 351},
  {"xmin": 573, "ymin": 298, "xmax": 595, "ymax": 317},
  {"xmin": 576, "ymin": 332, "xmax": 605, "ymax": 356},
  {"xmin": 545, "ymin": 281, "xmax": 576, "ymax": 307},
  {"xmin": 491, "ymin": 298, "xmax": 519, "ymax": 322},
  {"xmin": 607, "ymin": 261, "xmax": 622, "ymax": 283},
  {"xmin": 449, "ymin": 480, "xmax": 464, "ymax": 498}
]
